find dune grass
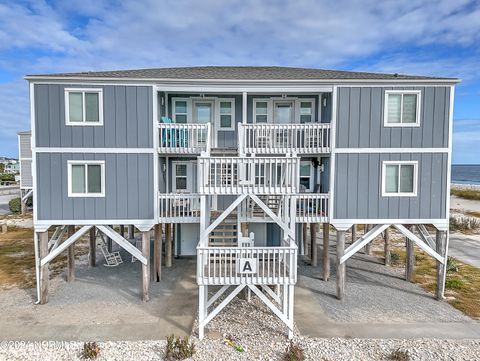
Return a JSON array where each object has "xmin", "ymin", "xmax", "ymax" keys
[{"xmin": 451, "ymin": 188, "xmax": 480, "ymax": 201}]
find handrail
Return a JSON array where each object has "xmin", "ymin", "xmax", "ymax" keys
[
  {"xmin": 158, "ymin": 193, "xmax": 201, "ymax": 222},
  {"xmin": 240, "ymin": 123, "xmax": 331, "ymax": 154},
  {"xmin": 158, "ymin": 123, "xmax": 210, "ymax": 154}
]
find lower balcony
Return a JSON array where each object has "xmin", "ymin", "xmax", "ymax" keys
[
  {"xmin": 197, "ymin": 245, "xmax": 297, "ymax": 286},
  {"xmin": 158, "ymin": 193, "xmax": 201, "ymax": 222}
]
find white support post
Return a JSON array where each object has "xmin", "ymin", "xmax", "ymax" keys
[{"xmin": 198, "ymin": 285, "xmax": 206, "ymax": 340}]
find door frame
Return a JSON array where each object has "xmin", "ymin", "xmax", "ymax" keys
[{"xmin": 193, "ymin": 99, "xmax": 216, "ymax": 147}]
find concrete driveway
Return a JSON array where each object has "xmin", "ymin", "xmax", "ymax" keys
[
  {"xmin": 0, "ymin": 194, "xmax": 16, "ymax": 215},
  {"xmin": 449, "ymin": 233, "xmax": 480, "ymax": 268}
]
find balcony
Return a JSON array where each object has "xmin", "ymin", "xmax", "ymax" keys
[
  {"xmin": 240, "ymin": 193, "xmax": 329, "ymax": 223},
  {"xmin": 197, "ymin": 245, "xmax": 297, "ymax": 285},
  {"xmin": 158, "ymin": 193, "xmax": 201, "ymax": 222},
  {"xmin": 158, "ymin": 123, "xmax": 211, "ymax": 154},
  {"xmin": 198, "ymin": 156, "xmax": 300, "ymax": 195},
  {"xmin": 240, "ymin": 123, "xmax": 331, "ymax": 154}
]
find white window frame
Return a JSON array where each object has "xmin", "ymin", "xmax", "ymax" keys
[
  {"xmin": 67, "ymin": 160, "xmax": 105, "ymax": 197},
  {"xmin": 172, "ymin": 98, "xmax": 191, "ymax": 123},
  {"xmin": 172, "ymin": 161, "xmax": 194, "ymax": 193},
  {"xmin": 381, "ymin": 160, "xmax": 418, "ymax": 197},
  {"xmin": 216, "ymin": 98, "xmax": 235, "ymax": 131},
  {"xmin": 296, "ymin": 98, "xmax": 316, "ymax": 123},
  {"xmin": 299, "ymin": 161, "xmax": 315, "ymax": 192},
  {"xmin": 384, "ymin": 90, "xmax": 421, "ymax": 127},
  {"xmin": 65, "ymin": 88, "xmax": 104, "ymax": 126},
  {"xmin": 253, "ymin": 98, "xmax": 272, "ymax": 123}
]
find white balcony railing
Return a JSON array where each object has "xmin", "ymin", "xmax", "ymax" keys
[
  {"xmin": 198, "ymin": 156, "xmax": 300, "ymax": 195},
  {"xmin": 296, "ymin": 193, "xmax": 329, "ymax": 223},
  {"xmin": 197, "ymin": 246, "xmax": 297, "ymax": 285},
  {"xmin": 158, "ymin": 123, "xmax": 211, "ymax": 154},
  {"xmin": 158, "ymin": 193, "xmax": 201, "ymax": 222},
  {"xmin": 240, "ymin": 123, "xmax": 331, "ymax": 154},
  {"xmin": 240, "ymin": 193, "xmax": 329, "ymax": 223}
]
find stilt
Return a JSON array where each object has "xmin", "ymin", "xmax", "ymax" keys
[
  {"xmin": 21, "ymin": 198, "xmax": 27, "ymax": 215},
  {"xmin": 39, "ymin": 231, "xmax": 49, "ymax": 304},
  {"xmin": 336, "ymin": 229, "xmax": 346, "ymax": 300},
  {"xmin": 406, "ymin": 229, "xmax": 415, "ymax": 282},
  {"xmin": 302, "ymin": 223, "xmax": 308, "ymax": 256},
  {"xmin": 120, "ymin": 225, "xmax": 125, "ymax": 238},
  {"xmin": 67, "ymin": 225, "xmax": 75, "ymax": 282},
  {"xmin": 128, "ymin": 225, "xmax": 135, "ymax": 239},
  {"xmin": 364, "ymin": 224, "xmax": 372, "ymax": 255},
  {"xmin": 310, "ymin": 223, "xmax": 317, "ymax": 267},
  {"xmin": 107, "ymin": 225, "xmax": 113, "ymax": 252},
  {"xmin": 142, "ymin": 230, "xmax": 150, "ymax": 302},
  {"xmin": 436, "ymin": 230, "xmax": 446, "ymax": 300},
  {"xmin": 89, "ymin": 227, "xmax": 96, "ymax": 267},
  {"xmin": 198, "ymin": 285, "xmax": 206, "ymax": 339},
  {"xmin": 322, "ymin": 223, "xmax": 330, "ymax": 281},
  {"xmin": 165, "ymin": 223, "xmax": 172, "ymax": 267},
  {"xmin": 351, "ymin": 224, "xmax": 356, "ymax": 245},
  {"xmin": 384, "ymin": 227, "xmax": 391, "ymax": 266},
  {"xmin": 154, "ymin": 224, "xmax": 162, "ymax": 282}
]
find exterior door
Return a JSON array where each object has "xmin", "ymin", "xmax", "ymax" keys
[{"xmin": 193, "ymin": 100, "xmax": 215, "ymax": 147}]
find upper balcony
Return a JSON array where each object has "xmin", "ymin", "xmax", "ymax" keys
[
  {"xmin": 239, "ymin": 123, "xmax": 331, "ymax": 155},
  {"xmin": 158, "ymin": 123, "xmax": 211, "ymax": 154}
]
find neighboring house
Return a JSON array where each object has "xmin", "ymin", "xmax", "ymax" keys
[
  {"xmin": 4, "ymin": 162, "xmax": 19, "ymax": 174},
  {"xmin": 25, "ymin": 66, "xmax": 458, "ymax": 339}
]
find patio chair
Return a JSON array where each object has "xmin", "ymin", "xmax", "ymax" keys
[{"xmin": 96, "ymin": 231, "xmax": 123, "ymax": 267}]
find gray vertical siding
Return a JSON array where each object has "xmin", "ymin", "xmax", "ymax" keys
[
  {"xmin": 34, "ymin": 84, "xmax": 153, "ymax": 148},
  {"xmin": 333, "ymin": 153, "xmax": 447, "ymax": 220},
  {"xmin": 36, "ymin": 153, "xmax": 154, "ymax": 220},
  {"xmin": 336, "ymin": 86, "xmax": 450, "ymax": 148}
]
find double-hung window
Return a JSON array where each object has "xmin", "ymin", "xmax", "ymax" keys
[
  {"xmin": 254, "ymin": 100, "xmax": 269, "ymax": 123},
  {"xmin": 299, "ymin": 161, "xmax": 313, "ymax": 192},
  {"xmin": 65, "ymin": 89, "xmax": 103, "ymax": 125},
  {"xmin": 384, "ymin": 90, "xmax": 421, "ymax": 126},
  {"xmin": 218, "ymin": 99, "xmax": 235, "ymax": 130},
  {"xmin": 298, "ymin": 100, "xmax": 315, "ymax": 123},
  {"xmin": 173, "ymin": 99, "xmax": 188, "ymax": 123},
  {"xmin": 382, "ymin": 161, "xmax": 418, "ymax": 196},
  {"xmin": 68, "ymin": 161, "xmax": 105, "ymax": 197}
]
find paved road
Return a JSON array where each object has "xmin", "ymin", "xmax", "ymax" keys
[
  {"xmin": 0, "ymin": 194, "xmax": 17, "ymax": 216},
  {"xmin": 448, "ymin": 232, "xmax": 480, "ymax": 268}
]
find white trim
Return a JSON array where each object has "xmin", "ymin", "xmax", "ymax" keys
[
  {"xmin": 299, "ymin": 161, "xmax": 315, "ymax": 192},
  {"xmin": 153, "ymin": 87, "xmax": 159, "ymax": 221},
  {"xmin": 253, "ymin": 98, "xmax": 272, "ymax": 123},
  {"xmin": 384, "ymin": 90, "xmax": 421, "ymax": 127},
  {"xmin": 331, "ymin": 219, "xmax": 449, "ymax": 228},
  {"xmin": 216, "ymin": 98, "xmax": 236, "ymax": 131},
  {"xmin": 35, "ymin": 147, "xmax": 155, "ymax": 154},
  {"xmin": 381, "ymin": 161, "xmax": 418, "ymax": 197},
  {"xmin": 335, "ymin": 148, "xmax": 448, "ymax": 154},
  {"xmin": 34, "ymin": 219, "xmax": 156, "ymax": 227},
  {"xmin": 328, "ymin": 86, "xmax": 337, "ymax": 220},
  {"xmin": 65, "ymin": 88, "xmax": 104, "ymax": 126},
  {"xmin": 446, "ymin": 86, "xmax": 455, "ymax": 226},
  {"xmin": 30, "ymin": 83, "xmax": 38, "ymax": 223},
  {"xmin": 26, "ymin": 76, "xmax": 460, "ymax": 85},
  {"xmin": 172, "ymin": 161, "xmax": 194, "ymax": 192},
  {"xmin": 242, "ymin": 92, "xmax": 247, "ymax": 124},
  {"xmin": 67, "ymin": 160, "xmax": 105, "ymax": 197}
]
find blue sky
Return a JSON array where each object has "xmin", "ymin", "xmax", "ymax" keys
[{"xmin": 0, "ymin": 0, "xmax": 479, "ymax": 164}]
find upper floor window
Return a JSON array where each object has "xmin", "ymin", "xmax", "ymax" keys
[
  {"xmin": 384, "ymin": 90, "xmax": 421, "ymax": 127},
  {"xmin": 65, "ymin": 89, "xmax": 103, "ymax": 126},
  {"xmin": 299, "ymin": 100, "xmax": 315, "ymax": 123},
  {"xmin": 254, "ymin": 100, "xmax": 269, "ymax": 123},
  {"xmin": 68, "ymin": 161, "xmax": 105, "ymax": 197},
  {"xmin": 218, "ymin": 100, "xmax": 235, "ymax": 130},
  {"xmin": 299, "ymin": 161, "xmax": 314, "ymax": 192},
  {"xmin": 173, "ymin": 99, "xmax": 188, "ymax": 123},
  {"xmin": 382, "ymin": 161, "xmax": 418, "ymax": 197}
]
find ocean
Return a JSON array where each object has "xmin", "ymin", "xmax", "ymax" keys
[{"xmin": 451, "ymin": 165, "xmax": 480, "ymax": 185}]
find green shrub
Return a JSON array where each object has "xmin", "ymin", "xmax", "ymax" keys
[
  {"xmin": 446, "ymin": 257, "xmax": 460, "ymax": 273},
  {"xmin": 446, "ymin": 278, "xmax": 465, "ymax": 289},
  {"xmin": 450, "ymin": 216, "xmax": 480, "ymax": 232},
  {"xmin": 165, "ymin": 334, "xmax": 195, "ymax": 360},
  {"xmin": 81, "ymin": 342, "xmax": 100, "ymax": 360},
  {"xmin": 0, "ymin": 173, "xmax": 15, "ymax": 182},
  {"xmin": 390, "ymin": 252, "xmax": 400, "ymax": 263},
  {"xmin": 283, "ymin": 341, "xmax": 305, "ymax": 361},
  {"xmin": 451, "ymin": 189, "xmax": 480, "ymax": 201},
  {"xmin": 8, "ymin": 197, "xmax": 21, "ymax": 214}
]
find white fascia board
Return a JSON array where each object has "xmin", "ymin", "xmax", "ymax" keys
[
  {"xmin": 34, "ymin": 147, "xmax": 155, "ymax": 154},
  {"xmin": 34, "ymin": 219, "xmax": 156, "ymax": 227}
]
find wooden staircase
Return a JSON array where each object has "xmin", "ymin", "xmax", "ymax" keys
[
  {"xmin": 208, "ymin": 212, "xmax": 238, "ymax": 247},
  {"xmin": 248, "ymin": 195, "xmax": 283, "ymax": 218}
]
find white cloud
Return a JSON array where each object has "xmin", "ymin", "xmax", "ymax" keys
[{"xmin": 0, "ymin": 0, "xmax": 480, "ymax": 158}]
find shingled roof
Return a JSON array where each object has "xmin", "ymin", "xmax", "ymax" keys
[{"xmin": 26, "ymin": 66, "xmax": 458, "ymax": 81}]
